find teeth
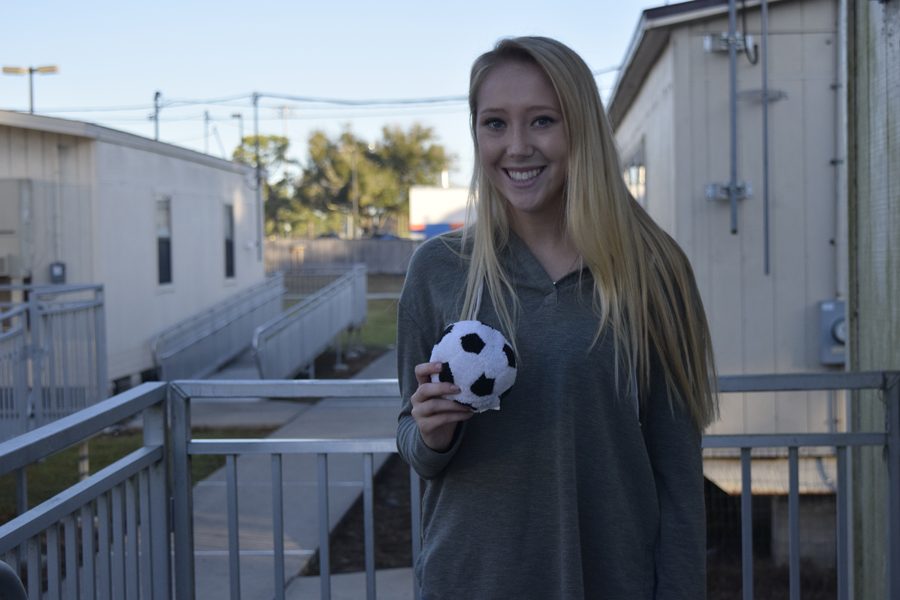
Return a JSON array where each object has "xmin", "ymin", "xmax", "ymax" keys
[{"xmin": 507, "ymin": 168, "xmax": 541, "ymax": 181}]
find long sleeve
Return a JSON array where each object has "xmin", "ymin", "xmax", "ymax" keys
[
  {"xmin": 395, "ymin": 239, "xmax": 468, "ymax": 480},
  {"xmin": 396, "ymin": 305, "xmax": 465, "ymax": 479},
  {"xmin": 642, "ymin": 367, "xmax": 707, "ymax": 600}
]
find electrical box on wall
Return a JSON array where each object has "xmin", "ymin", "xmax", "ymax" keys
[
  {"xmin": 819, "ymin": 300, "xmax": 846, "ymax": 365},
  {"xmin": 49, "ymin": 261, "xmax": 66, "ymax": 284}
]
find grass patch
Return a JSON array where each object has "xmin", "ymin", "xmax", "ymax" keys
[
  {"xmin": 351, "ymin": 298, "xmax": 399, "ymax": 348},
  {"xmin": 0, "ymin": 426, "xmax": 274, "ymax": 525},
  {"xmin": 366, "ymin": 274, "xmax": 405, "ymax": 294}
]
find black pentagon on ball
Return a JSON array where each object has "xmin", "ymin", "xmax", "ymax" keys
[
  {"xmin": 503, "ymin": 344, "xmax": 516, "ymax": 368},
  {"xmin": 442, "ymin": 324, "xmax": 454, "ymax": 337},
  {"xmin": 470, "ymin": 373, "xmax": 495, "ymax": 397},
  {"xmin": 460, "ymin": 333, "xmax": 486, "ymax": 354},
  {"xmin": 438, "ymin": 362, "xmax": 454, "ymax": 383}
]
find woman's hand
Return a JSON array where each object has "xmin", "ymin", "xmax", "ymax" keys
[{"xmin": 410, "ymin": 361, "xmax": 475, "ymax": 452}]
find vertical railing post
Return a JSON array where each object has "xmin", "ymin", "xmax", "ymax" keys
[
  {"xmin": 885, "ymin": 374, "xmax": 900, "ymax": 600},
  {"xmin": 170, "ymin": 384, "xmax": 196, "ymax": 599},
  {"xmin": 788, "ymin": 447, "xmax": 800, "ymax": 600},
  {"xmin": 836, "ymin": 446, "xmax": 850, "ymax": 600},
  {"xmin": 94, "ymin": 286, "xmax": 109, "ymax": 401},
  {"xmin": 409, "ymin": 468, "xmax": 422, "ymax": 600},
  {"xmin": 143, "ymin": 395, "xmax": 171, "ymax": 600},
  {"xmin": 26, "ymin": 288, "xmax": 42, "ymax": 429},
  {"xmin": 272, "ymin": 454, "xmax": 285, "ymax": 600},
  {"xmin": 740, "ymin": 447, "xmax": 754, "ymax": 600},
  {"xmin": 317, "ymin": 454, "xmax": 331, "ymax": 600}
]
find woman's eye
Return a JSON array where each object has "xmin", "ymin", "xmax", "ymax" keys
[
  {"xmin": 482, "ymin": 118, "xmax": 505, "ymax": 130},
  {"xmin": 533, "ymin": 116, "xmax": 555, "ymax": 127}
]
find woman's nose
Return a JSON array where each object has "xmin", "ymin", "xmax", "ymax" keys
[{"xmin": 506, "ymin": 126, "xmax": 534, "ymax": 158}]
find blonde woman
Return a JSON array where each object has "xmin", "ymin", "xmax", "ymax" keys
[{"xmin": 397, "ymin": 36, "xmax": 718, "ymax": 599}]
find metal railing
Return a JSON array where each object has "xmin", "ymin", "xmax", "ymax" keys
[
  {"xmin": 151, "ymin": 274, "xmax": 284, "ymax": 381},
  {"xmin": 0, "ymin": 284, "xmax": 107, "ymax": 441},
  {"xmin": 0, "ymin": 372, "xmax": 897, "ymax": 600},
  {"xmin": 0, "ymin": 382, "xmax": 170, "ymax": 600},
  {"xmin": 253, "ymin": 265, "xmax": 367, "ymax": 379},
  {"xmin": 0, "ymin": 305, "xmax": 29, "ymax": 442}
]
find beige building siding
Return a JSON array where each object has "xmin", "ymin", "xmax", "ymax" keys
[
  {"xmin": 613, "ymin": 46, "xmax": 677, "ymax": 233},
  {"xmin": 93, "ymin": 141, "xmax": 262, "ymax": 379},
  {"xmin": 0, "ymin": 113, "xmax": 264, "ymax": 384},
  {"xmin": 613, "ymin": 0, "xmax": 843, "ymax": 435},
  {"xmin": 0, "ymin": 128, "xmax": 96, "ymax": 284}
]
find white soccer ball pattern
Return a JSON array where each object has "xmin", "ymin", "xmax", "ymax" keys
[{"xmin": 429, "ymin": 320, "xmax": 517, "ymax": 412}]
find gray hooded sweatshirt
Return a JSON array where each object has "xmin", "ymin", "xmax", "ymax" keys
[{"xmin": 396, "ymin": 233, "xmax": 706, "ymax": 600}]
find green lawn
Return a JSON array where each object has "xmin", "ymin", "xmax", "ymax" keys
[{"xmin": 351, "ymin": 298, "xmax": 399, "ymax": 348}]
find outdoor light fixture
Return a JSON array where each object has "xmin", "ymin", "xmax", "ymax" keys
[{"xmin": 2, "ymin": 65, "xmax": 59, "ymax": 113}]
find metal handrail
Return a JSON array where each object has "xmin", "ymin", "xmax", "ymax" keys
[
  {"xmin": 152, "ymin": 274, "xmax": 284, "ymax": 358},
  {"xmin": 0, "ymin": 373, "xmax": 896, "ymax": 600},
  {"xmin": 0, "ymin": 285, "xmax": 107, "ymax": 442},
  {"xmin": 151, "ymin": 274, "xmax": 284, "ymax": 380},
  {"xmin": 252, "ymin": 265, "xmax": 366, "ymax": 379}
]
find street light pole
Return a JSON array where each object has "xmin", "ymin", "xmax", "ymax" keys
[
  {"xmin": 204, "ymin": 111, "xmax": 210, "ymax": 154},
  {"xmin": 2, "ymin": 65, "xmax": 58, "ymax": 113},
  {"xmin": 153, "ymin": 91, "xmax": 161, "ymax": 140},
  {"xmin": 231, "ymin": 113, "xmax": 244, "ymax": 144},
  {"xmin": 253, "ymin": 93, "xmax": 262, "ymax": 261}
]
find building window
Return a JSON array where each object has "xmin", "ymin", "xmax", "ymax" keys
[
  {"xmin": 156, "ymin": 197, "xmax": 172, "ymax": 285},
  {"xmin": 623, "ymin": 142, "xmax": 647, "ymax": 207},
  {"xmin": 224, "ymin": 205, "xmax": 235, "ymax": 279}
]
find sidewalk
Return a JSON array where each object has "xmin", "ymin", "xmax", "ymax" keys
[{"xmin": 189, "ymin": 348, "xmax": 414, "ymax": 600}]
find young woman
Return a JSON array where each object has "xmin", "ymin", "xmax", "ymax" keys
[{"xmin": 397, "ymin": 36, "xmax": 718, "ymax": 599}]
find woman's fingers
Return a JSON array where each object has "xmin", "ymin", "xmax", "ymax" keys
[
  {"xmin": 409, "ymin": 361, "xmax": 474, "ymax": 451},
  {"xmin": 411, "ymin": 396, "xmax": 472, "ymax": 418},
  {"xmin": 414, "ymin": 361, "xmax": 443, "ymax": 385}
]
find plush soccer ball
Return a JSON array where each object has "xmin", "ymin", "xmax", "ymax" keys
[{"xmin": 429, "ymin": 320, "xmax": 517, "ymax": 412}]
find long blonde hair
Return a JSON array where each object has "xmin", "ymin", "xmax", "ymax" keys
[{"xmin": 460, "ymin": 36, "xmax": 718, "ymax": 429}]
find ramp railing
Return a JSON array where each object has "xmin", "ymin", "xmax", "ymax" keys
[
  {"xmin": 253, "ymin": 265, "xmax": 366, "ymax": 379},
  {"xmin": 151, "ymin": 274, "xmax": 284, "ymax": 381},
  {"xmin": 0, "ymin": 305, "xmax": 29, "ymax": 442},
  {"xmin": 0, "ymin": 284, "xmax": 107, "ymax": 441}
]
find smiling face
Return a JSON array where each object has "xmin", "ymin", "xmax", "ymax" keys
[{"xmin": 475, "ymin": 59, "xmax": 568, "ymax": 225}]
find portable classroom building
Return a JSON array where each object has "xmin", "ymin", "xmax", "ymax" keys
[
  {"xmin": 609, "ymin": 0, "xmax": 846, "ymax": 565},
  {"xmin": 0, "ymin": 111, "xmax": 265, "ymax": 389},
  {"xmin": 610, "ymin": 0, "xmax": 845, "ymax": 434}
]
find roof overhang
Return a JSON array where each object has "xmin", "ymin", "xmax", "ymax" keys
[
  {"xmin": 607, "ymin": 0, "xmax": 789, "ymax": 129},
  {"xmin": 0, "ymin": 110, "xmax": 252, "ymax": 176}
]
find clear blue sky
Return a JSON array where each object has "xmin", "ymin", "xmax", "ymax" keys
[{"xmin": 1, "ymin": 0, "xmax": 662, "ymax": 185}]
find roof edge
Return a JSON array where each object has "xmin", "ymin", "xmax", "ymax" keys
[
  {"xmin": 0, "ymin": 110, "xmax": 252, "ymax": 176},
  {"xmin": 607, "ymin": 0, "xmax": 790, "ymax": 129}
]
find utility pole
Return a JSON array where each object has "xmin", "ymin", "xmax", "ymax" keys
[
  {"xmin": 153, "ymin": 91, "xmax": 161, "ymax": 141},
  {"xmin": 231, "ymin": 112, "xmax": 244, "ymax": 144},
  {"xmin": 253, "ymin": 93, "xmax": 262, "ymax": 261},
  {"xmin": 351, "ymin": 147, "xmax": 359, "ymax": 239},
  {"xmin": 204, "ymin": 111, "xmax": 210, "ymax": 154}
]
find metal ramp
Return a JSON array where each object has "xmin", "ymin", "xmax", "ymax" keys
[{"xmin": 151, "ymin": 266, "xmax": 367, "ymax": 382}]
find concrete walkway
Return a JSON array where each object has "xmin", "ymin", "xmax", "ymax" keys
[{"xmin": 189, "ymin": 348, "xmax": 414, "ymax": 600}]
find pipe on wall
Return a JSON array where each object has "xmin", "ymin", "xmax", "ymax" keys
[
  {"xmin": 762, "ymin": 0, "xmax": 771, "ymax": 274},
  {"xmin": 728, "ymin": 0, "xmax": 740, "ymax": 234}
]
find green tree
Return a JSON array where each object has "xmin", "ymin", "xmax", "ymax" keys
[
  {"xmin": 231, "ymin": 125, "xmax": 453, "ymax": 238},
  {"xmin": 295, "ymin": 124, "xmax": 453, "ymax": 237}
]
